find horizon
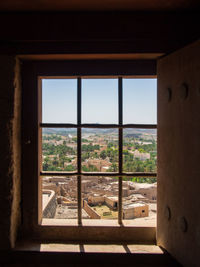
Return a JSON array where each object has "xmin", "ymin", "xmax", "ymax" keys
[{"xmin": 42, "ymin": 128, "xmax": 157, "ymax": 136}]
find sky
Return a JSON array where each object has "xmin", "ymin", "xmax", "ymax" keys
[{"xmin": 42, "ymin": 78, "xmax": 157, "ymax": 124}]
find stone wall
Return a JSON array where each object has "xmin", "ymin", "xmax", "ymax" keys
[
  {"xmin": 105, "ymin": 197, "xmax": 118, "ymax": 209},
  {"xmin": 88, "ymin": 195, "xmax": 104, "ymax": 206},
  {"xmin": 83, "ymin": 200, "xmax": 101, "ymax": 219},
  {"xmin": 0, "ymin": 56, "xmax": 21, "ymax": 249},
  {"xmin": 43, "ymin": 190, "xmax": 57, "ymax": 218}
]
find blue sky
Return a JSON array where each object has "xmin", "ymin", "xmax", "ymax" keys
[{"xmin": 42, "ymin": 78, "xmax": 157, "ymax": 124}]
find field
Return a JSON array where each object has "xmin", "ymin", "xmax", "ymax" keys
[{"xmin": 92, "ymin": 205, "xmax": 118, "ymax": 219}]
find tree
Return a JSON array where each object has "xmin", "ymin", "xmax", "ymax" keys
[
  {"xmin": 43, "ymin": 158, "xmax": 50, "ymax": 171},
  {"xmin": 108, "ymin": 163, "xmax": 117, "ymax": 172},
  {"xmin": 100, "ymin": 150, "xmax": 106, "ymax": 160},
  {"xmin": 52, "ymin": 157, "xmax": 58, "ymax": 167},
  {"xmin": 59, "ymin": 155, "xmax": 67, "ymax": 168}
]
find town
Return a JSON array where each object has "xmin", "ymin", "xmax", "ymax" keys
[{"xmin": 42, "ymin": 128, "xmax": 157, "ymax": 222}]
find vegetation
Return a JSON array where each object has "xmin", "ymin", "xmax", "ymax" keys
[
  {"xmin": 124, "ymin": 177, "xmax": 157, "ymax": 184},
  {"xmin": 42, "ymin": 131, "xmax": 157, "ymax": 181}
]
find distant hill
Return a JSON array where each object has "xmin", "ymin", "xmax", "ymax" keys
[
  {"xmin": 43, "ymin": 128, "xmax": 156, "ymax": 136},
  {"xmin": 43, "ymin": 128, "xmax": 77, "ymax": 135}
]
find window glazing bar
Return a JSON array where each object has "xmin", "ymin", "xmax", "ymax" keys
[
  {"xmin": 40, "ymin": 123, "xmax": 157, "ymax": 129},
  {"xmin": 122, "ymin": 124, "xmax": 157, "ymax": 129},
  {"xmin": 77, "ymin": 77, "xmax": 82, "ymax": 225},
  {"xmin": 118, "ymin": 77, "xmax": 123, "ymax": 224},
  {"xmin": 40, "ymin": 171, "xmax": 157, "ymax": 177},
  {"xmin": 118, "ymin": 176, "xmax": 122, "ymax": 224},
  {"xmin": 40, "ymin": 123, "xmax": 78, "ymax": 128},
  {"xmin": 77, "ymin": 175, "xmax": 82, "ymax": 225}
]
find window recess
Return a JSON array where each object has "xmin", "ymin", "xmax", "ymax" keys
[{"xmin": 21, "ymin": 60, "xmax": 157, "ymax": 242}]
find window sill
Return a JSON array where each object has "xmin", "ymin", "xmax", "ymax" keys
[
  {"xmin": 41, "ymin": 218, "xmax": 156, "ymax": 227},
  {"xmin": 24, "ymin": 218, "xmax": 157, "ymax": 243}
]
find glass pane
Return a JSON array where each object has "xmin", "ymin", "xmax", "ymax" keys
[
  {"xmin": 82, "ymin": 79, "xmax": 118, "ymax": 124},
  {"xmin": 122, "ymin": 177, "xmax": 156, "ymax": 226},
  {"xmin": 42, "ymin": 79, "xmax": 77, "ymax": 123},
  {"xmin": 82, "ymin": 128, "xmax": 118, "ymax": 172},
  {"xmin": 42, "ymin": 128, "xmax": 77, "ymax": 172},
  {"xmin": 123, "ymin": 128, "xmax": 157, "ymax": 172},
  {"xmin": 82, "ymin": 176, "xmax": 118, "ymax": 220},
  {"xmin": 42, "ymin": 176, "xmax": 78, "ymax": 219},
  {"xmin": 123, "ymin": 79, "xmax": 157, "ymax": 124}
]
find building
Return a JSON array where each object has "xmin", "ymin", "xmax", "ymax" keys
[
  {"xmin": 82, "ymin": 158, "xmax": 112, "ymax": 171},
  {"xmin": 123, "ymin": 203, "xmax": 149, "ymax": 219},
  {"xmin": 105, "ymin": 196, "xmax": 118, "ymax": 210},
  {"xmin": 131, "ymin": 150, "xmax": 151, "ymax": 161},
  {"xmin": 134, "ymin": 183, "xmax": 157, "ymax": 201}
]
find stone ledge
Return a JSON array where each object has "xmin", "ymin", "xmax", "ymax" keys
[{"xmin": 15, "ymin": 241, "xmax": 163, "ymax": 254}]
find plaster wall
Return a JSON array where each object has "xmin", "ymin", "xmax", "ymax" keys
[
  {"xmin": 0, "ymin": 56, "xmax": 21, "ymax": 249},
  {"xmin": 157, "ymin": 40, "xmax": 200, "ymax": 266}
]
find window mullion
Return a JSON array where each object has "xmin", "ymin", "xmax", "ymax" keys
[
  {"xmin": 77, "ymin": 77, "xmax": 82, "ymax": 225},
  {"xmin": 118, "ymin": 77, "xmax": 123, "ymax": 224}
]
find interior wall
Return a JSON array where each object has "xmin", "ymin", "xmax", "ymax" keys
[
  {"xmin": 0, "ymin": 56, "xmax": 21, "ymax": 249},
  {"xmin": 0, "ymin": 12, "xmax": 199, "ymax": 55},
  {"xmin": 157, "ymin": 40, "xmax": 200, "ymax": 267}
]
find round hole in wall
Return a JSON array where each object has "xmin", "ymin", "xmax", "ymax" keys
[
  {"xmin": 165, "ymin": 206, "xmax": 171, "ymax": 221},
  {"xmin": 179, "ymin": 216, "xmax": 188, "ymax": 233},
  {"xmin": 180, "ymin": 83, "xmax": 189, "ymax": 100},
  {"xmin": 166, "ymin": 87, "xmax": 172, "ymax": 102}
]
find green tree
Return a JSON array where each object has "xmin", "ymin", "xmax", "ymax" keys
[{"xmin": 100, "ymin": 150, "xmax": 107, "ymax": 160}]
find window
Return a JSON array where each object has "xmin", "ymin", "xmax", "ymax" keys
[
  {"xmin": 22, "ymin": 60, "xmax": 157, "ymax": 242},
  {"xmin": 40, "ymin": 77, "xmax": 157, "ymax": 225}
]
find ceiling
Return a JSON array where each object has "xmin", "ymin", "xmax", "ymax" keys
[{"xmin": 0, "ymin": 0, "xmax": 199, "ymax": 11}]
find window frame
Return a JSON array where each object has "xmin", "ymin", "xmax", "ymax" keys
[{"xmin": 21, "ymin": 60, "xmax": 157, "ymax": 242}]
